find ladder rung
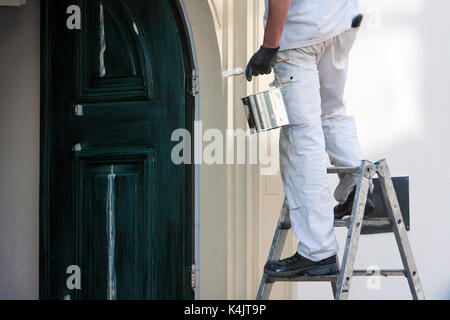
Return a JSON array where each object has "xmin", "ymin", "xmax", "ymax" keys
[
  {"xmin": 353, "ymin": 269, "xmax": 406, "ymax": 277},
  {"xmin": 267, "ymin": 269, "xmax": 406, "ymax": 282},
  {"xmin": 327, "ymin": 167, "xmax": 360, "ymax": 174},
  {"xmin": 334, "ymin": 218, "xmax": 392, "ymax": 228},
  {"xmin": 269, "ymin": 274, "xmax": 339, "ymax": 282}
]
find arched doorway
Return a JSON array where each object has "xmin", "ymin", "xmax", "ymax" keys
[{"xmin": 40, "ymin": 0, "xmax": 195, "ymax": 299}]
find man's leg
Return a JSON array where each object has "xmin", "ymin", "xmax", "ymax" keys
[
  {"xmin": 318, "ymin": 29, "xmax": 363, "ymax": 204},
  {"xmin": 274, "ymin": 46, "xmax": 339, "ymax": 262}
]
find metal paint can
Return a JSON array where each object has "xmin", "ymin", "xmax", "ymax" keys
[{"xmin": 241, "ymin": 87, "xmax": 290, "ymax": 134}]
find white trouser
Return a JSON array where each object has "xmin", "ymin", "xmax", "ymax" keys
[{"xmin": 274, "ymin": 27, "xmax": 363, "ymax": 262}]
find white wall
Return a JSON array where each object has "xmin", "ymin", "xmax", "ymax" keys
[
  {"xmin": 0, "ymin": 0, "xmax": 40, "ymax": 300},
  {"xmin": 297, "ymin": 0, "xmax": 450, "ymax": 300}
]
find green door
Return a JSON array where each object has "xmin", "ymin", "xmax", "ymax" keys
[{"xmin": 40, "ymin": 0, "xmax": 194, "ymax": 300}]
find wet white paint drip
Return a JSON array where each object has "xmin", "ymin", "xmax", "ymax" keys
[
  {"xmin": 133, "ymin": 22, "xmax": 139, "ymax": 35},
  {"xmin": 106, "ymin": 165, "xmax": 117, "ymax": 300},
  {"xmin": 99, "ymin": 1, "xmax": 106, "ymax": 77},
  {"xmin": 75, "ymin": 104, "xmax": 83, "ymax": 116},
  {"xmin": 73, "ymin": 143, "xmax": 82, "ymax": 152}
]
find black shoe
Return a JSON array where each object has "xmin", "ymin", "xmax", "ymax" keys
[
  {"xmin": 264, "ymin": 252, "xmax": 339, "ymax": 278},
  {"xmin": 334, "ymin": 186, "xmax": 375, "ymax": 220}
]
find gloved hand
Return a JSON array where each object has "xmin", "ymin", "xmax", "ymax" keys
[{"xmin": 245, "ymin": 46, "xmax": 279, "ymax": 81}]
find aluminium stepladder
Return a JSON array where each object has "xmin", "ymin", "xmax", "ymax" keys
[{"xmin": 257, "ymin": 159, "xmax": 425, "ymax": 300}]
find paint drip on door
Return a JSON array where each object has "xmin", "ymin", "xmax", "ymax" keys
[{"xmin": 106, "ymin": 165, "xmax": 117, "ymax": 300}]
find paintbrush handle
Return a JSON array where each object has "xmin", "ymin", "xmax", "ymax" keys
[{"xmin": 222, "ymin": 58, "xmax": 289, "ymax": 78}]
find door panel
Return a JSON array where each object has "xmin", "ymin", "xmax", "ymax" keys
[
  {"xmin": 76, "ymin": 0, "xmax": 153, "ymax": 101},
  {"xmin": 41, "ymin": 0, "xmax": 193, "ymax": 300},
  {"xmin": 75, "ymin": 149, "xmax": 154, "ymax": 300}
]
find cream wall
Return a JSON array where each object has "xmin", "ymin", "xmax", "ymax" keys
[
  {"xmin": 208, "ymin": 0, "xmax": 295, "ymax": 300},
  {"xmin": 182, "ymin": 0, "xmax": 229, "ymax": 299},
  {"xmin": 186, "ymin": 0, "xmax": 294, "ymax": 300}
]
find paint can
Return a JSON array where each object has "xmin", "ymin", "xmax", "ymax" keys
[
  {"xmin": 241, "ymin": 88, "xmax": 289, "ymax": 134},
  {"xmin": 222, "ymin": 58, "xmax": 291, "ymax": 134}
]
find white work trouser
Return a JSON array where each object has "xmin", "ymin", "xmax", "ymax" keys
[{"xmin": 274, "ymin": 27, "xmax": 363, "ymax": 262}]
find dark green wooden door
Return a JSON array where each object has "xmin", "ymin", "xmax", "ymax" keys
[{"xmin": 41, "ymin": 0, "xmax": 193, "ymax": 300}]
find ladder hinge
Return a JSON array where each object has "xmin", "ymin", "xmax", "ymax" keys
[
  {"xmin": 191, "ymin": 265, "xmax": 198, "ymax": 290},
  {"xmin": 191, "ymin": 68, "xmax": 199, "ymax": 96}
]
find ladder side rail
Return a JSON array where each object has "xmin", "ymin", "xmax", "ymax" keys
[
  {"xmin": 335, "ymin": 160, "xmax": 375, "ymax": 300},
  {"xmin": 257, "ymin": 198, "xmax": 290, "ymax": 300},
  {"xmin": 331, "ymin": 255, "xmax": 341, "ymax": 299},
  {"xmin": 376, "ymin": 160, "xmax": 425, "ymax": 300}
]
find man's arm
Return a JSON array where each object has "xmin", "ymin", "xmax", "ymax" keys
[
  {"xmin": 245, "ymin": 0, "xmax": 291, "ymax": 81},
  {"xmin": 263, "ymin": 0, "xmax": 292, "ymax": 48}
]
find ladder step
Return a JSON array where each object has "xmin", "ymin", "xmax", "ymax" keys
[
  {"xmin": 334, "ymin": 218, "xmax": 392, "ymax": 228},
  {"xmin": 267, "ymin": 269, "xmax": 406, "ymax": 282},
  {"xmin": 353, "ymin": 269, "xmax": 406, "ymax": 277},
  {"xmin": 280, "ymin": 218, "xmax": 393, "ymax": 230}
]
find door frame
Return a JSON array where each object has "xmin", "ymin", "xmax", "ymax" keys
[
  {"xmin": 172, "ymin": 0, "xmax": 201, "ymax": 300},
  {"xmin": 39, "ymin": 0, "xmax": 199, "ymax": 299}
]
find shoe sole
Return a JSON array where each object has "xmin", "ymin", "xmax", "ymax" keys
[{"xmin": 264, "ymin": 264, "xmax": 339, "ymax": 278}]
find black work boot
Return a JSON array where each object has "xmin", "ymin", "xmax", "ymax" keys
[
  {"xmin": 334, "ymin": 186, "xmax": 375, "ymax": 220},
  {"xmin": 264, "ymin": 252, "xmax": 338, "ymax": 278}
]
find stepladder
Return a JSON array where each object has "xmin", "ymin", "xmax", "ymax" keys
[{"xmin": 257, "ymin": 159, "xmax": 425, "ymax": 300}]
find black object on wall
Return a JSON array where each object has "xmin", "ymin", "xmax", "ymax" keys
[{"xmin": 361, "ymin": 177, "xmax": 410, "ymax": 235}]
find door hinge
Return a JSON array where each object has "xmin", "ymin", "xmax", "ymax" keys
[
  {"xmin": 191, "ymin": 265, "xmax": 199, "ymax": 290},
  {"xmin": 191, "ymin": 68, "xmax": 199, "ymax": 96}
]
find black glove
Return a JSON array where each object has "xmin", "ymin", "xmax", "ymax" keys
[{"xmin": 245, "ymin": 46, "xmax": 279, "ymax": 81}]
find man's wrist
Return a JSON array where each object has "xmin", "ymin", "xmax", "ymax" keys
[
  {"xmin": 263, "ymin": 40, "xmax": 280, "ymax": 49},
  {"xmin": 260, "ymin": 46, "xmax": 280, "ymax": 54}
]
